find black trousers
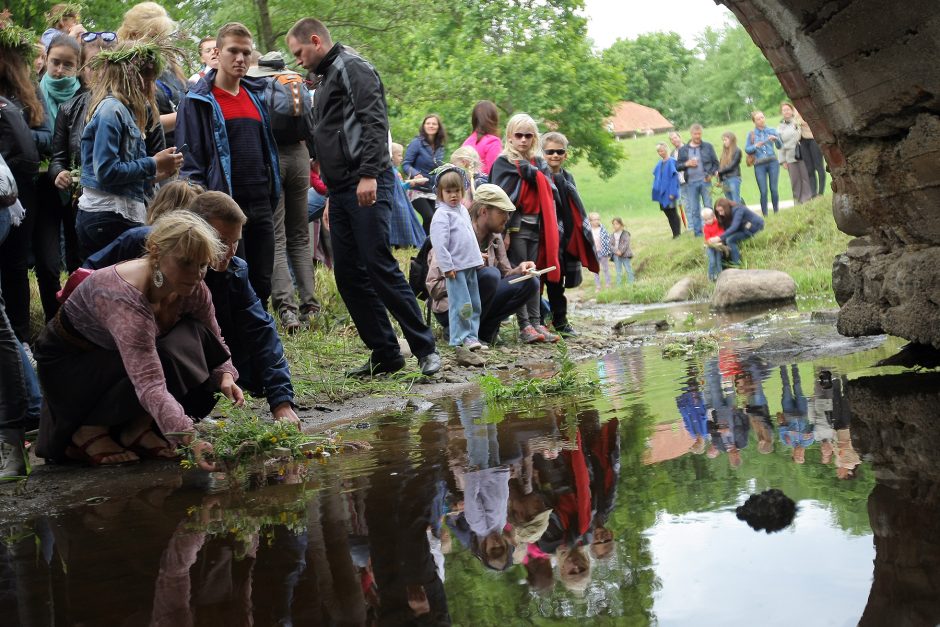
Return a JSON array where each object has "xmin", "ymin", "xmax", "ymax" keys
[
  {"xmin": 661, "ymin": 204, "xmax": 682, "ymax": 238},
  {"xmin": 330, "ymin": 170, "xmax": 435, "ymax": 363},
  {"xmin": 799, "ymin": 138, "xmax": 827, "ymax": 197},
  {"xmin": 235, "ymin": 194, "xmax": 276, "ymax": 311},
  {"xmin": 0, "ymin": 170, "xmax": 37, "ymax": 341},
  {"xmin": 411, "ymin": 196, "xmax": 435, "ymax": 236},
  {"xmin": 435, "ymin": 266, "xmax": 539, "ymax": 344},
  {"xmin": 34, "ymin": 174, "xmax": 80, "ymax": 321},
  {"xmin": 0, "ymin": 284, "xmax": 27, "ymax": 431}
]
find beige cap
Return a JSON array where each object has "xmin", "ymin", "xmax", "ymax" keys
[{"xmin": 473, "ymin": 184, "xmax": 516, "ymax": 212}]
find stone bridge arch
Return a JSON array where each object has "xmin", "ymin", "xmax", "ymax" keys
[{"xmin": 718, "ymin": 1, "xmax": 940, "ymax": 347}]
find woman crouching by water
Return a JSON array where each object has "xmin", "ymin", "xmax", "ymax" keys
[{"xmin": 34, "ymin": 212, "xmax": 239, "ymax": 467}]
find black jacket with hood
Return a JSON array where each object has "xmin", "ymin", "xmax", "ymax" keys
[{"xmin": 310, "ymin": 43, "xmax": 391, "ymax": 192}]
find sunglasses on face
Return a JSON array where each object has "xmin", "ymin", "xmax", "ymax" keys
[
  {"xmin": 513, "ymin": 132, "xmax": 534, "ymax": 140},
  {"xmin": 82, "ymin": 31, "xmax": 117, "ymax": 43},
  {"xmin": 544, "ymin": 149, "xmax": 566, "ymax": 156}
]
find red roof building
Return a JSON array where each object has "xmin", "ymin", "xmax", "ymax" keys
[{"xmin": 607, "ymin": 101, "xmax": 675, "ymax": 139}]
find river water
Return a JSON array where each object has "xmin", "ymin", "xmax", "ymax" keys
[{"xmin": 2, "ymin": 307, "xmax": 938, "ymax": 626}]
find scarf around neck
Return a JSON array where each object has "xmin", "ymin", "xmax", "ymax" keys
[{"xmin": 40, "ymin": 73, "xmax": 81, "ymax": 125}]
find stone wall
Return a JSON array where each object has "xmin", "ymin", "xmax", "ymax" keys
[{"xmin": 718, "ymin": 1, "xmax": 940, "ymax": 347}]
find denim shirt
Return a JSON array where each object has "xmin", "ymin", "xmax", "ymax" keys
[
  {"xmin": 744, "ymin": 126, "xmax": 782, "ymax": 164},
  {"xmin": 80, "ymin": 97, "xmax": 156, "ymax": 203}
]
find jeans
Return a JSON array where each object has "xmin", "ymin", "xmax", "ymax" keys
[
  {"xmin": 0, "ymin": 207, "xmax": 10, "ymax": 246},
  {"xmin": 234, "ymin": 195, "xmax": 276, "ymax": 310},
  {"xmin": 705, "ymin": 247, "xmax": 723, "ymax": 281},
  {"xmin": 436, "ymin": 267, "xmax": 538, "ymax": 343},
  {"xmin": 685, "ymin": 180, "xmax": 711, "ymax": 236},
  {"xmin": 75, "ymin": 209, "xmax": 142, "ymax": 262},
  {"xmin": 445, "ymin": 268, "xmax": 481, "ymax": 346},
  {"xmin": 271, "ymin": 142, "xmax": 318, "ymax": 316},
  {"xmin": 613, "ymin": 255, "xmax": 634, "ymax": 284},
  {"xmin": 18, "ymin": 342, "xmax": 40, "ymax": 428},
  {"xmin": 722, "ymin": 176, "xmax": 742, "ymax": 204},
  {"xmin": 329, "ymin": 169, "xmax": 435, "ymax": 362},
  {"xmin": 724, "ymin": 230, "xmax": 755, "ymax": 264},
  {"xmin": 753, "ymin": 160, "xmax": 780, "ymax": 216},
  {"xmin": 307, "ymin": 188, "xmax": 327, "ymax": 222},
  {"xmin": 780, "ymin": 365, "xmax": 808, "ymax": 416}
]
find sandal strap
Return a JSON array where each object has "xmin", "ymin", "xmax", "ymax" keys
[{"xmin": 74, "ymin": 431, "xmax": 117, "ymax": 454}]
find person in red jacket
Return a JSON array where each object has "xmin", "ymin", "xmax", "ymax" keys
[{"xmin": 701, "ymin": 207, "xmax": 727, "ymax": 281}]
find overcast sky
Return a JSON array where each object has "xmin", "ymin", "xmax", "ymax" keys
[{"xmin": 582, "ymin": 0, "xmax": 737, "ymax": 49}]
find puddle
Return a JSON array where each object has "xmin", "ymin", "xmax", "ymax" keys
[{"xmin": 2, "ymin": 314, "xmax": 938, "ymax": 625}]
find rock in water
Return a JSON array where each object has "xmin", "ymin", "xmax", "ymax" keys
[
  {"xmin": 711, "ymin": 269, "xmax": 797, "ymax": 311},
  {"xmin": 663, "ymin": 277, "xmax": 694, "ymax": 302}
]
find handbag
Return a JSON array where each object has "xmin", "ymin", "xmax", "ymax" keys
[
  {"xmin": 0, "ymin": 153, "xmax": 16, "ymax": 207},
  {"xmin": 745, "ymin": 132, "xmax": 756, "ymax": 167},
  {"xmin": 794, "ymin": 142, "xmax": 802, "ymax": 161}
]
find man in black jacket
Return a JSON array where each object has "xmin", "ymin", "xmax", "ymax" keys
[
  {"xmin": 675, "ymin": 123, "xmax": 719, "ymax": 237},
  {"xmin": 286, "ymin": 18, "xmax": 440, "ymax": 378}
]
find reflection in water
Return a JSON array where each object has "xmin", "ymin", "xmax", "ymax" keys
[{"xmin": 2, "ymin": 331, "xmax": 940, "ymax": 625}]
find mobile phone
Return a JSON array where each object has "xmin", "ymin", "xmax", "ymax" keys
[{"xmin": 177, "ymin": 143, "xmax": 188, "ymax": 154}]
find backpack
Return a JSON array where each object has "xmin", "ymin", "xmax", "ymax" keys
[
  {"xmin": 265, "ymin": 73, "xmax": 312, "ymax": 145},
  {"xmin": 0, "ymin": 96, "xmax": 39, "ymax": 176},
  {"xmin": 408, "ymin": 238, "xmax": 434, "ymax": 301}
]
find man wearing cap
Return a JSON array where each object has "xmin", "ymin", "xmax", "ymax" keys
[
  {"xmin": 286, "ymin": 18, "xmax": 440, "ymax": 378},
  {"xmin": 247, "ymin": 51, "xmax": 320, "ymax": 334},
  {"xmin": 426, "ymin": 184, "xmax": 540, "ymax": 344},
  {"xmin": 177, "ymin": 22, "xmax": 281, "ymax": 309}
]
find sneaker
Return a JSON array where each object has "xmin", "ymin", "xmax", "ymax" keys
[
  {"xmin": 536, "ymin": 324, "xmax": 560, "ymax": 343},
  {"xmin": 298, "ymin": 305, "xmax": 320, "ymax": 325},
  {"xmin": 346, "ymin": 355, "xmax": 406, "ymax": 379},
  {"xmin": 279, "ymin": 309, "xmax": 302, "ymax": 335},
  {"xmin": 464, "ymin": 338, "xmax": 483, "ymax": 352},
  {"xmin": 554, "ymin": 323, "xmax": 578, "ymax": 338},
  {"xmin": 519, "ymin": 326, "xmax": 544, "ymax": 344},
  {"xmin": 418, "ymin": 352, "xmax": 442, "ymax": 376},
  {"xmin": 0, "ymin": 439, "xmax": 27, "ymax": 480}
]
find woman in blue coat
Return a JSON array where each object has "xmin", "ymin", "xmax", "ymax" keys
[
  {"xmin": 652, "ymin": 143, "xmax": 682, "ymax": 238},
  {"xmin": 403, "ymin": 114, "xmax": 446, "ymax": 233},
  {"xmin": 712, "ymin": 198, "xmax": 764, "ymax": 264}
]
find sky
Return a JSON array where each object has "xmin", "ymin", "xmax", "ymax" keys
[{"xmin": 582, "ymin": 0, "xmax": 737, "ymax": 49}]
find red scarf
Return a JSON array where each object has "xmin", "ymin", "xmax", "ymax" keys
[
  {"xmin": 565, "ymin": 198, "xmax": 599, "ymax": 274},
  {"xmin": 556, "ymin": 431, "xmax": 592, "ymax": 537},
  {"xmin": 517, "ymin": 163, "xmax": 561, "ymax": 283}
]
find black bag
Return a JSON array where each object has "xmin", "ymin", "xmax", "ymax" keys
[
  {"xmin": 794, "ymin": 142, "xmax": 802, "ymax": 161},
  {"xmin": 0, "ymin": 96, "xmax": 39, "ymax": 176},
  {"xmin": 408, "ymin": 238, "xmax": 434, "ymax": 300}
]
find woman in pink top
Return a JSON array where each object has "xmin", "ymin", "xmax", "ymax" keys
[
  {"xmin": 33, "ymin": 212, "xmax": 239, "ymax": 466},
  {"xmin": 461, "ymin": 100, "xmax": 503, "ymax": 176}
]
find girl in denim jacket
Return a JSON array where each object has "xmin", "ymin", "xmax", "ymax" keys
[
  {"xmin": 744, "ymin": 111, "xmax": 782, "ymax": 216},
  {"xmin": 76, "ymin": 41, "xmax": 181, "ymax": 260}
]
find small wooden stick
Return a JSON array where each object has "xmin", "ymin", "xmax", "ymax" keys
[{"xmin": 508, "ymin": 266, "xmax": 557, "ymax": 284}]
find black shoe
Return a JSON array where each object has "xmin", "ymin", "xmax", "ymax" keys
[
  {"xmin": 347, "ymin": 356, "xmax": 406, "ymax": 379},
  {"xmin": 418, "ymin": 352, "xmax": 442, "ymax": 377},
  {"xmin": 554, "ymin": 323, "xmax": 578, "ymax": 338}
]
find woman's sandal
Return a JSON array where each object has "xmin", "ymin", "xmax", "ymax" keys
[
  {"xmin": 66, "ymin": 432, "xmax": 139, "ymax": 467},
  {"xmin": 123, "ymin": 429, "xmax": 179, "ymax": 460}
]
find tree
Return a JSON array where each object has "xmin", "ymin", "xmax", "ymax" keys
[{"xmin": 602, "ymin": 32, "xmax": 693, "ymax": 114}]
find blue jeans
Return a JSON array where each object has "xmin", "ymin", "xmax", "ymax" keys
[
  {"xmin": 307, "ymin": 188, "xmax": 327, "ymax": 222},
  {"xmin": 724, "ymin": 230, "xmax": 754, "ymax": 264},
  {"xmin": 445, "ymin": 268, "xmax": 481, "ymax": 346},
  {"xmin": 705, "ymin": 247, "xmax": 723, "ymax": 281},
  {"xmin": 0, "ymin": 207, "xmax": 10, "ymax": 246},
  {"xmin": 753, "ymin": 160, "xmax": 780, "ymax": 216},
  {"xmin": 75, "ymin": 210, "xmax": 143, "ymax": 261},
  {"xmin": 613, "ymin": 255, "xmax": 634, "ymax": 284},
  {"xmin": 780, "ymin": 365, "xmax": 808, "ymax": 416},
  {"xmin": 18, "ymin": 342, "xmax": 40, "ymax": 426},
  {"xmin": 685, "ymin": 180, "xmax": 711, "ymax": 236},
  {"xmin": 722, "ymin": 176, "xmax": 742, "ymax": 203}
]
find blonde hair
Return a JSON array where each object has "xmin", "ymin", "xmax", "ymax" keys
[
  {"xmin": 541, "ymin": 131, "xmax": 568, "ymax": 148},
  {"xmin": 450, "ymin": 146, "xmax": 481, "ymax": 174},
  {"xmin": 700, "ymin": 207, "xmax": 715, "ymax": 221},
  {"xmin": 390, "ymin": 142, "xmax": 403, "ymax": 155},
  {"xmin": 146, "ymin": 211, "xmax": 224, "ymax": 266},
  {"xmin": 588, "ymin": 212, "xmax": 601, "ymax": 221},
  {"xmin": 117, "ymin": 2, "xmax": 177, "ymax": 40},
  {"xmin": 500, "ymin": 113, "xmax": 540, "ymax": 162},
  {"xmin": 719, "ymin": 131, "xmax": 738, "ymax": 169},
  {"xmin": 86, "ymin": 40, "xmax": 160, "ymax": 136},
  {"xmin": 557, "ymin": 545, "xmax": 592, "ymax": 595},
  {"xmin": 147, "ymin": 180, "xmax": 206, "ymax": 224}
]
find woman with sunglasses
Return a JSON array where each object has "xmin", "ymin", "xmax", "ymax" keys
[
  {"xmin": 403, "ymin": 113, "xmax": 447, "ymax": 234},
  {"xmin": 490, "ymin": 114, "xmax": 562, "ymax": 344}
]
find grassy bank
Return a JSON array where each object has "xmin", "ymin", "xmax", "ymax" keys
[{"xmin": 586, "ymin": 195, "xmax": 847, "ymax": 305}]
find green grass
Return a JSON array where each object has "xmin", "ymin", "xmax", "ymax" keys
[
  {"xmin": 569, "ymin": 119, "xmax": 799, "ymax": 221},
  {"xmin": 586, "ymin": 195, "xmax": 848, "ymax": 305}
]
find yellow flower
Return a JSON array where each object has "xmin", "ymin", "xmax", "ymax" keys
[{"xmin": 270, "ymin": 436, "xmax": 278, "ymax": 443}]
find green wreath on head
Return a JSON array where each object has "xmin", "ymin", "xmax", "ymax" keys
[
  {"xmin": 0, "ymin": 22, "xmax": 37, "ymax": 60},
  {"xmin": 87, "ymin": 38, "xmax": 185, "ymax": 77},
  {"xmin": 45, "ymin": 2, "xmax": 84, "ymax": 27}
]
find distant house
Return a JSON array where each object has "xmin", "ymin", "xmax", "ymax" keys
[{"xmin": 607, "ymin": 101, "xmax": 675, "ymax": 139}]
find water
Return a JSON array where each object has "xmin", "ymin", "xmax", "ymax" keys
[{"xmin": 2, "ymin": 309, "xmax": 938, "ymax": 626}]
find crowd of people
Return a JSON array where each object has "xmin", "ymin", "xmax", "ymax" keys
[
  {"xmin": 654, "ymin": 104, "xmax": 825, "ymax": 278},
  {"xmin": 0, "ymin": 4, "xmax": 639, "ymax": 478}
]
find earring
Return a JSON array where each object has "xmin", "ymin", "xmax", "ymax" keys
[{"xmin": 152, "ymin": 268, "xmax": 165, "ymax": 288}]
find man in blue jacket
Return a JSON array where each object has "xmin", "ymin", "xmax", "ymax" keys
[
  {"xmin": 84, "ymin": 193, "xmax": 300, "ymax": 426},
  {"xmin": 176, "ymin": 22, "xmax": 281, "ymax": 310},
  {"xmin": 286, "ymin": 18, "xmax": 441, "ymax": 378},
  {"xmin": 676, "ymin": 123, "xmax": 719, "ymax": 237}
]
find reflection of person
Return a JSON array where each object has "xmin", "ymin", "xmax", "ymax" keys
[
  {"xmin": 704, "ymin": 358, "xmax": 749, "ymax": 466},
  {"xmin": 778, "ymin": 364, "xmax": 814, "ymax": 464},
  {"xmin": 829, "ymin": 375, "xmax": 861, "ymax": 480},
  {"xmin": 583, "ymin": 413, "xmax": 619, "ymax": 560},
  {"xmin": 738, "ymin": 357, "xmax": 773, "ymax": 454},
  {"xmin": 677, "ymin": 364, "xmax": 708, "ymax": 453},
  {"xmin": 809, "ymin": 366, "xmax": 836, "ymax": 465}
]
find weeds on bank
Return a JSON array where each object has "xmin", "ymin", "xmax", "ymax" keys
[
  {"xmin": 661, "ymin": 332, "xmax": 721, "ymax": 359},
  {"xmin": 478, "ymin": 342, "xmax": 599, "ymax": 401}
]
